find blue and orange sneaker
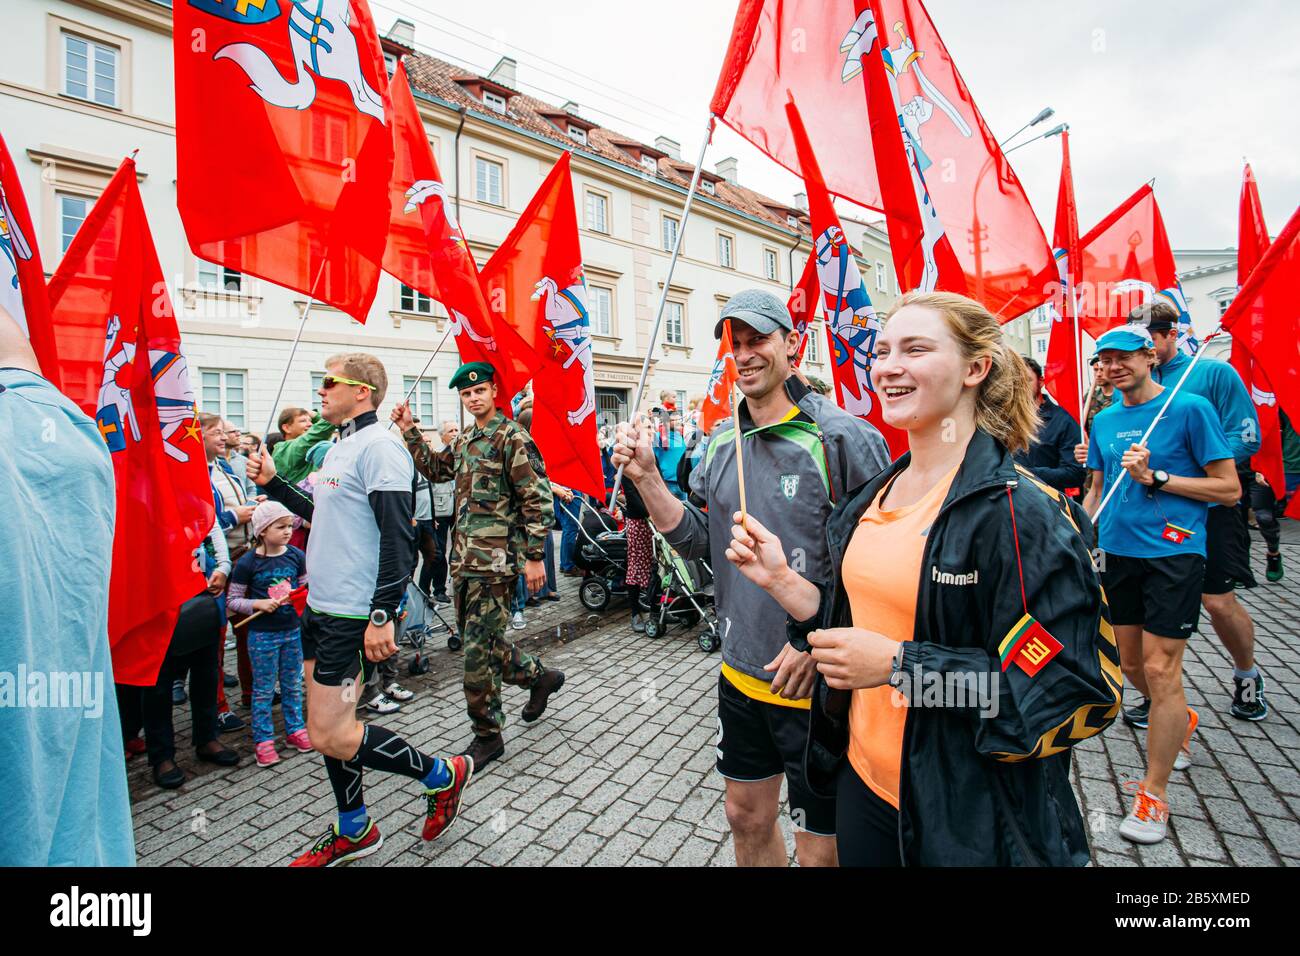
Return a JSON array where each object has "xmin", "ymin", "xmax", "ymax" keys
[
  {"xmin": 423, "ymin": 754, "xmax": 474, "ymax": 842},
  {"xmin": 290, "ymin": 821, "xmax": 383, "ymax": 867}
]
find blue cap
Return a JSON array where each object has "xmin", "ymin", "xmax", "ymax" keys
[{"xmin": 1093, "ymin": 326, "xmax": 1154, "ymax": 356}]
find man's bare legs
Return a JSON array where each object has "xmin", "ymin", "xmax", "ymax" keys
[{"xmin": 724, "ymin": 776, "xmax": 837, "ymax": 867}]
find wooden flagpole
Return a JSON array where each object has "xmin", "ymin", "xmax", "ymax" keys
[{"xmin": 731, "ymin": 378, "xmax": 748, "ymax": 525}]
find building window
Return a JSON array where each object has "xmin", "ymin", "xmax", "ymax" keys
[
  {"xmin": 1217, "ymin": 298, "xmax": 1232, "ymax": 317},
  {"xmin": 1033, "ymin": 336, "xmax": 1048, "ymax": 358},
  {"xmin": 641, "ymin": 155, "xmax": 658, "ymax": 174},
  {"xmin": 310, "ymin": 372, "xmax": 324, "ymax": 414},
  {"xmin": 763, "ymin": 248, "xmax": 778, "ymax": 282},
  {"xmin": 475, "ymin": 157, "xmax": 504, "ymax": 206},
  {"xmin": 197, "ymin": 259, "xmax": 242, "ymax": 293},
  {"xmin": 718, "ymin": 233, "xmax": 734, "ymax": 270},
  {"xmin": 664, "ymin": 300, "xmax": 685, "ymax": 346},
  {"xmin": 63, "ymin": 32, "xmax": 118, "ymax": 107},
  {"xmin": 483, "ymin": 91, "xmax": 507, "ymax": 114},
  {"xmin": 875, "ymin": 260, "xmax": 887, "ymax": 293},
  {"xmin": 400, "ymin": 283, "xmax": 434, "ymax": 314},
  {"xmin": 806, "ymin": 325, "xmax": 821, "ymax": 364},
  {"xmin": 701, "ymin": 180, "xmax": 715, "ymax": 196},
  {"xmin": 788, "ymin": 214, "xmax": 800, "ymax": 229},
  {"xmin": 58, "ymin": 194, "xmax": 91, "ymax": 252},
  {"xmin": 589, "ymin": 284, "xmax": 613, "ymax": 336},
  {"xmin": 585, "ymin": 190, "xmax": 609, "ymax": 234},
  {"xmin": 383, "ymin": 51, "xmax": 397, "ymax": 76},
  {"xmin": 661, "ymin": 214, "xmax": 680, "ymax": 252},
  {"xmin": 402, "ymin": 376, "xmax": 438, "ymax": 425},
  {"xmin": 200, "ymin": 369, "xmax": 246, "ymax": 429},
  {"xmin": 569, "ymin": 125, "xmax": 587, "ymax": 145}
]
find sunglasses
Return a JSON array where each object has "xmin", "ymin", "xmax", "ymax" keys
[{"xmin": 321, "ymin": 374, "xmax": 373, "ymax": 391}]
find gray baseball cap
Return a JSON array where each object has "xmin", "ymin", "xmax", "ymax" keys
[{"xmin": 714, "ymin": 288, "xmax": 795, "ymax": 339}]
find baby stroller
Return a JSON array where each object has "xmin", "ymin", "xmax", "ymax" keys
[
  {"xmin": 399, "ymin": 578, "xmax": 461, "ymax": 674},
  {"xmin": 643, "ymin": 521, "xmax": 719, "ymax": 652},
  {"xmin": 565, "ymin": 497, "xmax": 647, "ymax": 615}
]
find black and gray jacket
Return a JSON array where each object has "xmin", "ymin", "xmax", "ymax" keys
[
  {"xmin": 790, "ymin": 429, "xmax": 1122, "ymax": 866},
  {"xmin": 663, "ymin": 376, "xmax": 891, "ymax": 682}
]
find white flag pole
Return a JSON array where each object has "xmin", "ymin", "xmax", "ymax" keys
[
  {"xmin": 388, "ymin": 320, "xmax": 456, "ymax": 431},
  {"xmin": 1092, "ymin": 325, "xmax": 1222, "ymax": 522},
  {"xmin": 608, "ymin": 113, "xmax": 716, "ymax": 511},
  {"xmin": 260, "ymin": 258, "xmax": 329, "ymax": 440}
]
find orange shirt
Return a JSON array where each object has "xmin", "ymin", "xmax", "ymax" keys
[{"xmin": 841, "ymin": 466, "xmax": 957, "ymax": 809}]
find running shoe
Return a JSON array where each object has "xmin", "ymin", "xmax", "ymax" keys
[
  {"xmin": 366, "ymin": 693, "xmax": 401, "ymax": 715},
  {"xmin": 423, "ymin": 755, "xmax": 474, "ymax": 842},
  {"xmin": 511, "ymin": 611, "xmax": 526, "ymax": 630},
  {"xmin": 286, "ymin": 729, "xmax": 313, "ymax": 752},
  {"xmin": 1266, "ymin": 553, "xmax": 1283, "ymax": 583},
  {"xmin": 290, "ymin": 821, "xmax": 383, "ymax": 867},
  {"xmin": 254, "ymin": 741, "xmax": 280, "ymax": 767},
  {"xmin": 1231, "ymin": 673, "xmax": 1269, "ymax": 721},
  {"xmin": 384, "ymin": 682, "xmax": 415, "ymax": 702},
  {"xmin": 1173, "ymin": 706, "xmax": 1198, "ymax": 771},
  {"xmin": 1121, "ymin": 696, "xmax": 1150, "ymax": 729},
  {"xmin": 1118, "ymin": 782, "xmax": 1169, "ymax": 844}
]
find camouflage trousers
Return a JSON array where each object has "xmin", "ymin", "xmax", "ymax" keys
[{"xmin": 456, "ymin": 577, "xmax": 544, "ymax": 737}]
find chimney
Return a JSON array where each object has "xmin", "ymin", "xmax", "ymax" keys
[
  {"xmin": 386, "ymin": 18, "xmax": 415, "ymax": 48},
  {"xmin": 488, "ymin": 56, "xmax": 517, "ymax": 88},
  {"xmin": 654, "ymin": 136, "xmax": 681, "ymax": 160},
  {"xmin": 715, "ymin": 157, "xmax": 739, "ymax": 182},
  {"xmin": 561, "ymin": 101, "xmax": 581, "ymax": 117},
  {"xmin": 794, "ymin": 192, "xmax": 808, "ymax": 212}
]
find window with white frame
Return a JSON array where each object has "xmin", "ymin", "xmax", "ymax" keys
[
  {"xmin": 806, "ymin": 325, "xmax": 821, "ymax": 364},
  {"xmin": 641, "ymin": 155, "xmax": 658, "ymax": 174},
  {"xmin": 400, "ymin": 283, "xmax": 434, "ymax": 314},
  {"xmin": 763, "ymin": 248, "xmax": 778, "ymax": 281},
  {"xmin": 383, "ymin": 51, "xmax": 397, "ymax": 76},
  {"xmin": 701, "ymin": 180, "xmax": 715, "ymax": 196},
  {"xmin": 200, "ymin": 369, "xmax": 247, "ymax": 429},
  {"xmin": 787, "ymin": 214, "xmax": 800, "ymax": 229},
  {"xmin": 63, "ymin": 32, "xmax": 118, "ymax": 107},
  {"xmin": 664, "ymin": 300, "xmax": 685, "ymax": 346},
  {"xmin": 569, "ymin": 125, "xmax": 587, "ymax": 145},
  {"xmin": 1218, "ymin": 297, "xmax": 1233, "ymax": 317},
  {"xmin": 876, "ymin": 260, "xmax": 887, "ymax": 293},
  {"xmin": 661, "ymin": 214, "xmax": 680, "ymax": 252},
  {"xmin": 483, "ymin": 90, "xmax": 507, "ymax": 114},
  {"xmin": 58, "ymin": 194, "xmax": 91, "ymax": 252},
  {"xmin": 197, "ymin": 259, "xmax": 242, "ymax": 293},
  {"xmin": 475, "ymin": 157, "xmax": 504, "ymax": 205},
  {"xmin": 585, "ymin": 190, "xmax": 609, "ymax": 233},
  {"xmin": 1033, "ymin": 336, "xmax": 1048, "ymax": 358},
  {"xmin": 310, "ymin": 372, "xmax": 324, "ymax": 414},
  {"xmin": 718, "ymin": 233, "xmax": 734, "ymax": 269},
  {"xmin": 402, "ymin": 376, "xmax": 438, "ymax": 425},
  {"xmin": 588, "ymin": 284, "xmax": 613, "ymax": 336}
]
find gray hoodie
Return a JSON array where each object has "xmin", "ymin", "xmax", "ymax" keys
[{"xmin": 663, "ymin": 377, "xmax": 891, "ymax": 681}]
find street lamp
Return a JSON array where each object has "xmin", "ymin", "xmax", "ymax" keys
[
  {"xmin": 1000, "ymin": 107, "xmax": 1055, "ymax": 148},
  {"xmin": 1004, "ymin": 122, "xmax": 1068, "ymax": 155}
]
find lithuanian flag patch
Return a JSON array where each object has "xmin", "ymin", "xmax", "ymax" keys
[{"xmin": 998, "ymin": 613, "xmax": 1064, "ymax": 677}]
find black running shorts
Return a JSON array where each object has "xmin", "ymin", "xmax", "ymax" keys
[
  {"xmin": 715, "ymin": 673, "xmax": 836, "ymax": 836},
  {"xmin": 1101, "ymin": 553, "xmax": 1205, "ymax": 639},
  {"xmin": 1202, "ymin": 502, "xmax": 1257, "ymax": 594},
  {"xmin": 302, "ymin": 606, "xmax": 372, "ymax": 688}
]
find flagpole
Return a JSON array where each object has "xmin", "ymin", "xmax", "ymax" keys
[
  {"xmin": 388, "ymin": 320, "xmax": 456, "ymax": 431},
  {"xmin": 260, "ymin": 258, "xmax": 329, "ymax": 440},
  {"xmin": 731, "ymin": 379, "xmax": 748, "ymax": 524},
  {"xmin": 1092, "ymin": 326, "xmax": 1221, "ymax": 522},
  {"xmin": 609, "ymin": 113, "xmax": 716, "ymax": 511},
  {"xmin": 1069, "ymin": 276, "xmax": 1087, "ymax": 444}
]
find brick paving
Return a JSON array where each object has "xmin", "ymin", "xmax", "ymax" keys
[{"xmin": 132, "ymin": 524, "xmax": 1300, "ymax": 866}]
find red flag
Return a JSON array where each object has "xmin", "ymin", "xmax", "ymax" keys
[
  {"xmin": 1078, "ymin": 185, "xmax": 1190, "ymax": 343},
  {"xmin": 287, "ymin": 585, "xmax": 309, "ymax": 616},
  {"xmin": 701, "ymin": 321, "xmax": 740, "ymax": 435},
  {"xmin": 478, "ymin": 153, "xmax": 603, "ymax": 498},
  {"xmin": 788, "ymin": 251, "xmax": 820, "ymax": 366},
  {"xmin": 0, "ymin": 132, "xmax": 57, "ymax": 377},
  {"xmin": 712, "ymin": 0, "xmax": 1054, "ymax": 317},
  {"xmin": 174, "ymin": 0, "xmax": 394, "ymax": 322},
  {"xmin": 45, "ymin": 159, "xmax": 214, "ymax": 685},
  {"xmin": 1043, "ymin": 130, "xmax": 1084, "ymax": 423},
  {"xmin": 1230, "ymin": 165, "xmax": 1285, "ymax": 499},
  {"xmin": 383, "ymin": 63, "xmax": 528, "ymax": 404},
  {"xmin": 1221, "ymin": 205, "xmax": 1300, "ymax": 459},
  {"xmin": 786, "ymin": 99, "xmax": 908, "ymax": 459}
]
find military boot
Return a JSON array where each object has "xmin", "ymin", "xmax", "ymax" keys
[
  {"xmin": 462, "ymin": 733, "xmax": 505, "ymax": 770},
  {"xmin": 522, "ymin": 669, "xmax": 566, "ymax": 723}
]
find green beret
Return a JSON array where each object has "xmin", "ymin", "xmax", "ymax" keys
[{"xmin": 449, "ymin": 362, "xmax": 495, "ymax": 391}]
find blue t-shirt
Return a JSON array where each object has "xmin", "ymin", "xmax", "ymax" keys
[
  {"xmin": 1087, "ymin": 389, "xmax": 1232, "ymax": 558},
  {"xmin": 231, "ymin": 547, "xmax": 307, "ymax": 631},
  {"xmin": 1153, "ymin": 351, "xmax": 1259, "ymax": 465},
  {"xmin": 655, "ymin": 430, "xmax": 686, "ymax": 486}
]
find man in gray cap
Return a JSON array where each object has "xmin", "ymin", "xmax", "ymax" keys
[{"xmin": 612, "ymin": 288, "xmax": 891, "ymax": 867}]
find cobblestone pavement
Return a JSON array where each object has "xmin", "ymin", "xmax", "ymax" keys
[{"xmin": 131, "ymin": 524, "xmax": 1299, "ymax": 866}]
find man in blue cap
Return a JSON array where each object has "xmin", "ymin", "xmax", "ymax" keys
[{"xmin": 1081, "ymin": 325, "xmax": 1240, "ymax": 846}]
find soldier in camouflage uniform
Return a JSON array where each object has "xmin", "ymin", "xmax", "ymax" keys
[{"xmin": 392, "ymin": 362, "xmax": 565, "ymax": 769}]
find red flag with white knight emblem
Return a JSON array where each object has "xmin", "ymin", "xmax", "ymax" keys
[
  {"xmin": 700, "ymin": 321, "xmax": 740, "ymax": 435},
  {"xmin": 383, "ymin": 62, "xmax": 526, "ymax": 410},
  {"xmin": 478, "ymin": 152, "xmax": 602, "ymax": 498},
  {"xmin": 711, "ymin": 0, "xmax": 1055, "ymax": 317},
  {"xmin": 174, "ymin": 0, "xmax": 393, "ymax": 322},
  {"xmin": 46, "ymin": 159, "xmax": 214, "ymax": 685},
  {"xmin": 0, "ymin": 132, "xmax": 57, "ymax": 377},
  {"xmin": 1043, "ymin": 129, "xmax": 1084, "ymax": 423},
  {"xmin": 788, "ymin": 251, "xmax": 819, "ymax": 367}
]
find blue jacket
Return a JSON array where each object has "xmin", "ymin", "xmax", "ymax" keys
[{"xmin": 1154, "ymin": 351, "xmax": 1259, "ymax": 465}]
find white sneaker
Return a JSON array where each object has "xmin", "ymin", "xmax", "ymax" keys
[
  {"xmin": 511, "ymin": 611, "xmax": 526, "ymax": 630},
  {"xmin": 1172, "ymin": 706, "xmax": 1198, "ymax": 771},
  {"xmin": 1118, "ymin": 783, "xmax": 1169, "ymax": 844},
  {"xmin": 631, "ymin": 613, "xmax": 645, "ymax": 633},
  {"xmin": 384, "ymin": 682, "xmax": 415, "ymax": 702},
  {"xmin": 366, "ymin": 693, "xmax": 401, "ymax": 715}
]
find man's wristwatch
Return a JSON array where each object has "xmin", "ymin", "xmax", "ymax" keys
[
  {"xmin": 1149, "ymin": 469, "xmax": 1170, "ymax": 490},
  {"xmin": 888, "ymin": 644, "xmax": 907, "ymax": 689},
  {"xmin": 369, "ymin": 609, "xmax": 391, "ymax": 628}
]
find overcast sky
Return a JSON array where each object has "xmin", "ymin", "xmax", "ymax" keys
[{"xmin": 372, "ymin": 0, "xmax": 1299, "ymax": 249}]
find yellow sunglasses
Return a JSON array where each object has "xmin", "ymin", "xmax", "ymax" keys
[{"xmin": 321, "ymin": 374, "xmax": 373, "ymax": 391}]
